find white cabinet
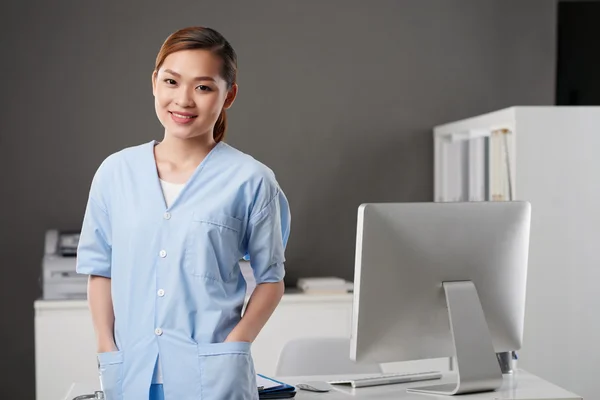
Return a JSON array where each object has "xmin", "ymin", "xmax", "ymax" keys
[
  {"xmin": 35, "ymin": 293, "xmax": 448, "ymax": 400},
  {"xmin": 35, "ymin": 300, "xmax": 97, "ymax": 400},
  {"xmin": 252, "ymin": 293, "xmax": 354, "ymax": 376}
]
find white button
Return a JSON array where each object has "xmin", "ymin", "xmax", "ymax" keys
[
  {"xmin": 163, "ymin": 212, "xmax": 171, "ymax": 220},
  {"xmin": 155, "ymin": 328, "xmax": 163, "ymax": 336},
  {"xmin": 157, "ymin": 289, "xmax": 165, "ymax": 297},
  {"xmin": 159, "ymin": 250, "xmax": 167, "ymax": 258}
]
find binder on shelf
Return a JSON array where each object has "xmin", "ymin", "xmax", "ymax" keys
[
  {"xmin": 436, "ymin": 127, "xmax": 514, "ymax": 203},
  {"xmin": 489, "ymin": 128, "xmax": 514, "ymax": 201},
  {"xmin": 468, "ymin": 136, "xmax": 487, "ymax": 201},
  {"xmin": 440, "ymin": 136, "xmax": 468, "ymax": 202}
]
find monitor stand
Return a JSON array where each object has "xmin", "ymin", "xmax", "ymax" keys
[{"xmin": 407, "ymin": 281, "xmax": 503, "ymax": 396}]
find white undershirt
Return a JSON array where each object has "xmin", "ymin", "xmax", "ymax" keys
[
  {"xmin": 153, "ymin": 179, "xmax": 185, "ymax": 384},
  {"xmin": 160, "ymin": 179, "xmax": 185, "ymax": 208}
]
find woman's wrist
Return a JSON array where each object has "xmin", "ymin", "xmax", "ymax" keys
[
  {"xmin": 224, "ymin": 332, "xmax": 252, "ymax": 343},
  {"xmin": 97, "ymin": 338, "xmax": 117, "ymax": 353}
]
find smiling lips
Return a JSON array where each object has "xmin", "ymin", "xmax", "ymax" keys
[{"xmin": 169, "ymin": 111, "xmax": 198, "ymax": 124}]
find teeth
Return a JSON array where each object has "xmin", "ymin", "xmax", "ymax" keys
[{"xmin": 172, "ymin": 113, "xmax": 195, "ymax": 119}]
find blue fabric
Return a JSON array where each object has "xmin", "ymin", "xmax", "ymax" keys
[
  {"xmin": 77, "ymin": 141, "xmax": 290, "ymax": 399},
  {"xmin": 149, "ymin": 384, "xmax": 164, "ymax": 400}
]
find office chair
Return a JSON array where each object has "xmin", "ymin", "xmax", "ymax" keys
[{"xmin": 275, "ymin": 337, "xmax": 383, "ymax": 376}]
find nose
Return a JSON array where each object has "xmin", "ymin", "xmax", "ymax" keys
[{"xmin": 175, "ymin": 86, "xmax": 195, "ymax": 108}]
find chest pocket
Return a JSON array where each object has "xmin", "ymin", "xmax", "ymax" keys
[{"xmin": 184, "ymin": 211, "xmax": 244, "ymax": 282}]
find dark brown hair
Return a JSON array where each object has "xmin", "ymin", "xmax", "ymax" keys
[{"xmin": 154, "ymin": 27, "xmax": 237, "ymax": 143}]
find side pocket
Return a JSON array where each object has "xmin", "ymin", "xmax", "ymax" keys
[
  {"xmin": 197, "ymin": 342, "xmax": 258, "ymax": 400},
  {"xmin": 97, "ymin": 350, "xmax": 124, "ymax": 400}
]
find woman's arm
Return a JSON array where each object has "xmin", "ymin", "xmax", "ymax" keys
[
  {"xmin": 225, "ymin": 281, "xmax": 285, "ymax": 343},
  {"xmin": 230, "ymin": 180, "xmax": 290, "ymax": 343},
  {"xmin": 88, "ymin": 275, "xmax": 118, "ymax": 352}
]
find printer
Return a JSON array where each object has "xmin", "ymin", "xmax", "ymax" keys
[{"xmin": 42, "ymin": 229, "xmax": 88, "ymax": 300}]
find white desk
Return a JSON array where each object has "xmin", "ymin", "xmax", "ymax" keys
[
  {"xmin": 279, "ymin": 370, "xmax": 582, "ymax": 399},
  {"xmin": 64, "ymin": 370, "xmax": 581, "ymax": 400}
]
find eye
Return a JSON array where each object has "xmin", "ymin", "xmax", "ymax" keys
[
  {"xmin": 164, "ymin": 78, "xmax": 176, "ymax": 85},
  {"xmin": 196, "ymin": 85, "xmax": 212, "ymax": 92}
]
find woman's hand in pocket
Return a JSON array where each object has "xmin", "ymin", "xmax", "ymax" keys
[
  {"xmin": 97, "ymin": 339, "xmax": 118, "ymax": 353},
  {"xmin": 224, "ymin": 333, "xmax": 251, "ymax": 343}
]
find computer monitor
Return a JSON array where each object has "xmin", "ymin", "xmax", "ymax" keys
[{"xmin": 350, "ymin": 201, "xmax": 531, "ymax": 396}]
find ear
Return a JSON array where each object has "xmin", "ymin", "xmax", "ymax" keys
[
  {"xmin": 223, "ymin": 83, "xmax": 238, "ymax": 110},
  {"xmin": 151, "ymin": 70, "xmax": 158, "ymax": 96}
]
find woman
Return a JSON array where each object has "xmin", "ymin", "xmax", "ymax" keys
[{"xmin": 76, "ymin": 26, "xmax": 291, "ymax": 400}]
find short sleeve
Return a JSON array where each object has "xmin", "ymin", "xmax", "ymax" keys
[
  {"xmin": 76, "ymin": 161, "xmax": 113, "ymax": 278},
  {"xmin": 244, "ymin": 188, "xmax": 291, "ymax": 284}
]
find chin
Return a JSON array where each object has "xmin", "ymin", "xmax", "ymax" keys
[
  {"xmin": 169, "ymin": 130, "xmax": 198, "ymax": 140},
  {"xmin": 168, "ymin": 128, "xmax": 192, "ymax": 138},
  {"xmin": 167, "ymin": 126, "xmax": 211, "ymax": 141}
]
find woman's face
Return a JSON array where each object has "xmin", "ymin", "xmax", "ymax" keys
[{"xmin": 152, "ymin": 49, "xmax": 237, "ymax": 141}]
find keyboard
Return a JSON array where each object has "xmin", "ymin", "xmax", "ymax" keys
[{"xmin": 328, "ymin": 371, "xmax": 443, "ymax": 388}]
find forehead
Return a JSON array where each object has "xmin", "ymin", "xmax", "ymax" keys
[{"xmin": 159, "ymin": 49, "xmax": 223, "ymax": 79}]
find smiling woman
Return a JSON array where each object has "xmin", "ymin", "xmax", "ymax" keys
[
  {"xmin": 152, "ymin": 27, "xmax": 238, "ymax": 143},
  {"xmin": 76, "ymin": 26, "xmax": 290, "ymax": 400}
]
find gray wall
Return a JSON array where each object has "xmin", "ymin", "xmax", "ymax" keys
[{"xmin": 0, "ymin": 1, "xmax": 557, "ymax": 398}]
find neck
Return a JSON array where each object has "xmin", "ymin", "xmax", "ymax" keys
[{"xmin": 155, "ymin": 133, "xmax": 217, "ymax": 167}]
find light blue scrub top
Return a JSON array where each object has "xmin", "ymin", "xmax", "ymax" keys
[{"xmin": 76, "ymin": 140, "xmax": 291, "ymax": 400}]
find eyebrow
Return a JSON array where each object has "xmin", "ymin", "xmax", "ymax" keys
[{"xmin": 163, "ymin": 69, "xmax": 216, "ymax": 82}]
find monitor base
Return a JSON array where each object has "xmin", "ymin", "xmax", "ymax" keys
[{"xmin": 408, "ymin": 281, "xmax": 503, "ymax": 396}]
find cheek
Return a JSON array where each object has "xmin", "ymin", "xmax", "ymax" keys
[
  {"xmin": 197, "ymin": 103, "xmax": 222, "ymax": 124},
  {"xmin": 154, "ymin": 89, "xmax": 172, "ymax": 109},
  {"xmin": 198, "ymin": 94, "xmax": 225, "ymax": 114},
  {"xmin": 154, "ymin": 96, "xmax": 172, "ymax": 125}
]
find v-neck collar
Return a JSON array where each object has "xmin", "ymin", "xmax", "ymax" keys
[{"xmin": 148, "ymin": 140, "xmax": 225, "ymax": 211}]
